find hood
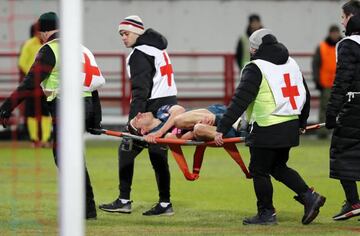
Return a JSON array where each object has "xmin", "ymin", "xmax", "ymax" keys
[
  {"xmin": 345, "ymin": 14, "xmax": 360, "ymax": 36},
  {"xmin": 251, "ymin": 34, "xmax": 289, "ymax": 65},
  {"xmin": 134, "ymin": 28, "xmax": 168, "ymax": 50}
]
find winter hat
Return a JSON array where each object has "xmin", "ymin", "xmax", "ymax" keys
[
  {"xmin": 38, "ymin": 12, "xmax": 58, "ymax": 32},
  {"xmin": 118, "ymin": 15, "xmax": 145, "ymax": 35},
  {"xmin": 249, "ymin": 28, "xmax": 273, "ymax": 49}
]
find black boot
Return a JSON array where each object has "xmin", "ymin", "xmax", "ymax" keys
[
  {"xmin": 243, "ymin": 209, "xmax": 277, "ymax": 225},
  {"xmin": 296, "ymin": 188, "xmax": 326, "ymax": 225}
]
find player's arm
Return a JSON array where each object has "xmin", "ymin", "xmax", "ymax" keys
[
  {"xmin": 174, "ymin": 109, "xmax": 214, "ymax": 129},
  {"xmin": 144, "ymin": 105, "xmax": 185, "ymax": 143},
  {"xmin": 156, "ymin": 105, "xmax": 185, "ymax": 136},
  {"xmin": 164, "ymin": 130, "xmax": 195, "ymax": 140}
]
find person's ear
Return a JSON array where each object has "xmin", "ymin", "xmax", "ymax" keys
[{"xmin": 140, "ymin": 128, "xmax": 147, "ymax": 135}]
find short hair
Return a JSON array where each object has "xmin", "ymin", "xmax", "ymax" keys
[
  {"xmin": 342, "ymin": 0, "xmax": 360, "ymax": 17},
  {"xmin": 329, "ymin": 25, "xmax": 340, "ymax": 33},
  {"xmin": 248, "ymin": 14, "xmax": 261, "ymax": 23}
]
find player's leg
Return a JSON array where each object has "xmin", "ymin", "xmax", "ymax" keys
[{"xmin": 193, "ymin": 123, "xmax": 216, "ymax": 140}]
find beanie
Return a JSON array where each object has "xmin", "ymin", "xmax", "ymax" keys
[
  {"xmin": 249, "ymin": 28, "xmax": 273, "ymax": 49},
  {"xmin": 38, "ymin": 12, "xmax": 58, "ymax": 32},
  {"xmin": 118, "ymin": 15, "xmax": 145, "ymax": 35}
]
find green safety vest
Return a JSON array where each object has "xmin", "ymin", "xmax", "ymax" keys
[
  {"xmin": 246, "ymin": 62, "xmax": 298, "ymax": 127},
  {"xmin": 41, "ymin": 39, "xmax": 91, "ymax": 102},
  {"xmin": 240, "ymin": 35, "xmax": 250, "ymax": 68}
]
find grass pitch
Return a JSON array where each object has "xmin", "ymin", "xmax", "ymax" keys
[{"xmin": 0, "ymin": 137, "xmax": 359, "ymax": 235}]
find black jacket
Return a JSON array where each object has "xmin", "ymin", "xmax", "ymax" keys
[
  {"xmin": 326, "ymin": 15, "xmax": 360, "ymax": 181},
  {"xmin": 127, "ymin": 28, "xmax": 177, "ymax": 121},
  {"xmin": 217, "ymin": 34, "xmax": 310, "ymax": 148}
]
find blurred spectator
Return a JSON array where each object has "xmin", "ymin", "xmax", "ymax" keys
[
  {"xmin": 312, "ymin": 25, "xmax": 342, "ymax": 139},
  {"xmin": 235, "ymin": 14, "xmax": 263, "ymax": 70},
  {"xmin": 18, "ymin": 22, "xmax": 52, "ymax": 147}
]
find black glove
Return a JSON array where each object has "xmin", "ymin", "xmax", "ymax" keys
[
  {"xmin": 325, "ymin": 116, "xmax": 337, "ymax": 129},
  {"xmin": 0, "ymin": 108, "xmax": 11, "ymax": 128},
  {"xmin": 0, "ymin": 101, "xmax": 11, "ymax": 128},
  {"xmin": 87, "ymin": 125, "xmax": 103, "ymax": 135}
]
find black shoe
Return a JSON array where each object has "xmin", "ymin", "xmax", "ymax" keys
[
  {"xmin": 301, "ymin": 188, "xmax": 326, "ymax": 225},
  {"xmin": 99, "ymin": 198, "xmax": 132, "ymax": 214},
  {"xmin": 333, "ymin": 201, "xmax": 360, "ymax": 221},
  {"xmin": 142, "ymin": 202, "xmax": 174, "ymax": 216},
  {"xmin": 243, "ymin": 209, "xmax": 277, "ymax": 225}
]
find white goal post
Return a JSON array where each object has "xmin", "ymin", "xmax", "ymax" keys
[{"xmin": 59, "ymin": 0, "xmax": 84, "ymax": 235}]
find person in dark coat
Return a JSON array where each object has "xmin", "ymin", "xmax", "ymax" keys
[
  {"xmin": 325, "ymin": 0, "xmax": 360, "ymax": 221},
  {"xmin": 99, "ymin": 15, "xmax": 177, "ymax": 216},
  {"xmin": 214, "ymin": 28, "xmax": 326, "ymax": 225}
]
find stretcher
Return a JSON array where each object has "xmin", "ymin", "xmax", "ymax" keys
[{"xmin": 93, "ymin": 123, "xmax": 324, "ymax": 181}]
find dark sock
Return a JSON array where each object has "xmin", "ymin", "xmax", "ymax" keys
[{"xmin": 340, "ymin": 180, "xmax": 359, "ymax": 204}]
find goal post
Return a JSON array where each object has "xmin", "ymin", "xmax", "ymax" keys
[{"xmin": 59, "ymin": 0, "xmax": 84, "ymax": 235}]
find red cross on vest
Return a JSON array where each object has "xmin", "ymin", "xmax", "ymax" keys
[
  {"xmin": 281, "ymin": 73, "xmax": 299, "ymax": 110},
  {"xmin": 160, "ymin": 52, "xmax": 173, "ymax": 86},
  {"xmin": 83, "ymin": 52, "xmax": 100, "ymax": 87}
]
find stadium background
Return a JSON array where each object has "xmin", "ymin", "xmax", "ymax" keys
[
  {"xmin": 0, "ymin": 0, "xmax": 345, "ymax": 130},
  {"xmin": 1, "ymin": 1, "xmax": 359, "ymax": 236}
]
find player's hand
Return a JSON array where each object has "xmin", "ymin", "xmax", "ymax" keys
[
  {"xmin": 299, "ymin": 128, "xmax": 306, "ymax": 135},
  {"xmin": 0, "ymin": 109, "xmax": 11, "ymax": 128},
  {"xmin": 214, "ymin": 132, "xmax": 224, "ymax": 146},
  {"xmin": 144, "ymin": 131, "xmax": 163, "ymax": 143}
]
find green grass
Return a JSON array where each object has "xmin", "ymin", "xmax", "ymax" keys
[{"xmin": 0, "ymin": 137, "xmax": 359, "ymax": 235}]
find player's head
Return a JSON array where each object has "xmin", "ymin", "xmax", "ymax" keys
[
  {"xmin": 129, "ymin": 112, "xmax": 154, "ymax": 135},
  {"xmin": 38, "ymin": 12, "xmax": 58, "ymax": 42},
  {"xmin": 249, "ymin": 28, "xmax": 276, "ymax": 56},
  {"xmin": 341, "ymin": 0, "xmax": 360, "ymax": 28},
  {"xmin": 328, "ymin": 25, "xmax": 341, "ymax": 41},
  {"xmin": 248, "ymin": 14, "xmax": 262, "ymax": 35},
  {"xmin": 118, "ymin": 15, "xmax": 144, "ymax": 48}
]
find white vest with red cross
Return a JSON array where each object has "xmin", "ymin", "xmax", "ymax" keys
[
  {"xmin": 127, "ymin": 45, "xmax": 177, "ymax": 99},
  {"xmin": 82, "ymin": 45, "xmax": 106, "ymax": 92},
  {"xmin": 252, "ymin": 57, "xmax": 306, "ymax": 115}
]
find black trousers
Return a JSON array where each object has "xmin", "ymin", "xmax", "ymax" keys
[
  {"xmin": 48, "ymin": 99, "xmax": 96, "ymax": 212},
  {"xmin": 249, "ymin": 147, "xmax": 309, "ymax": 211},
  {"xmin": 118, "ymin": 140, "xmax": 171, "ymax": 202}
]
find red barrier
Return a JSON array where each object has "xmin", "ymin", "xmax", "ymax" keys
[{"xmin": 0, "ymin": 51, "xmax": 314, "ymax": 123}]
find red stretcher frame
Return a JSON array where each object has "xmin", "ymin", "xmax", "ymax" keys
[{"xmin": 94, "ymin": 123, "xmax": 324, "ymax": 181}]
